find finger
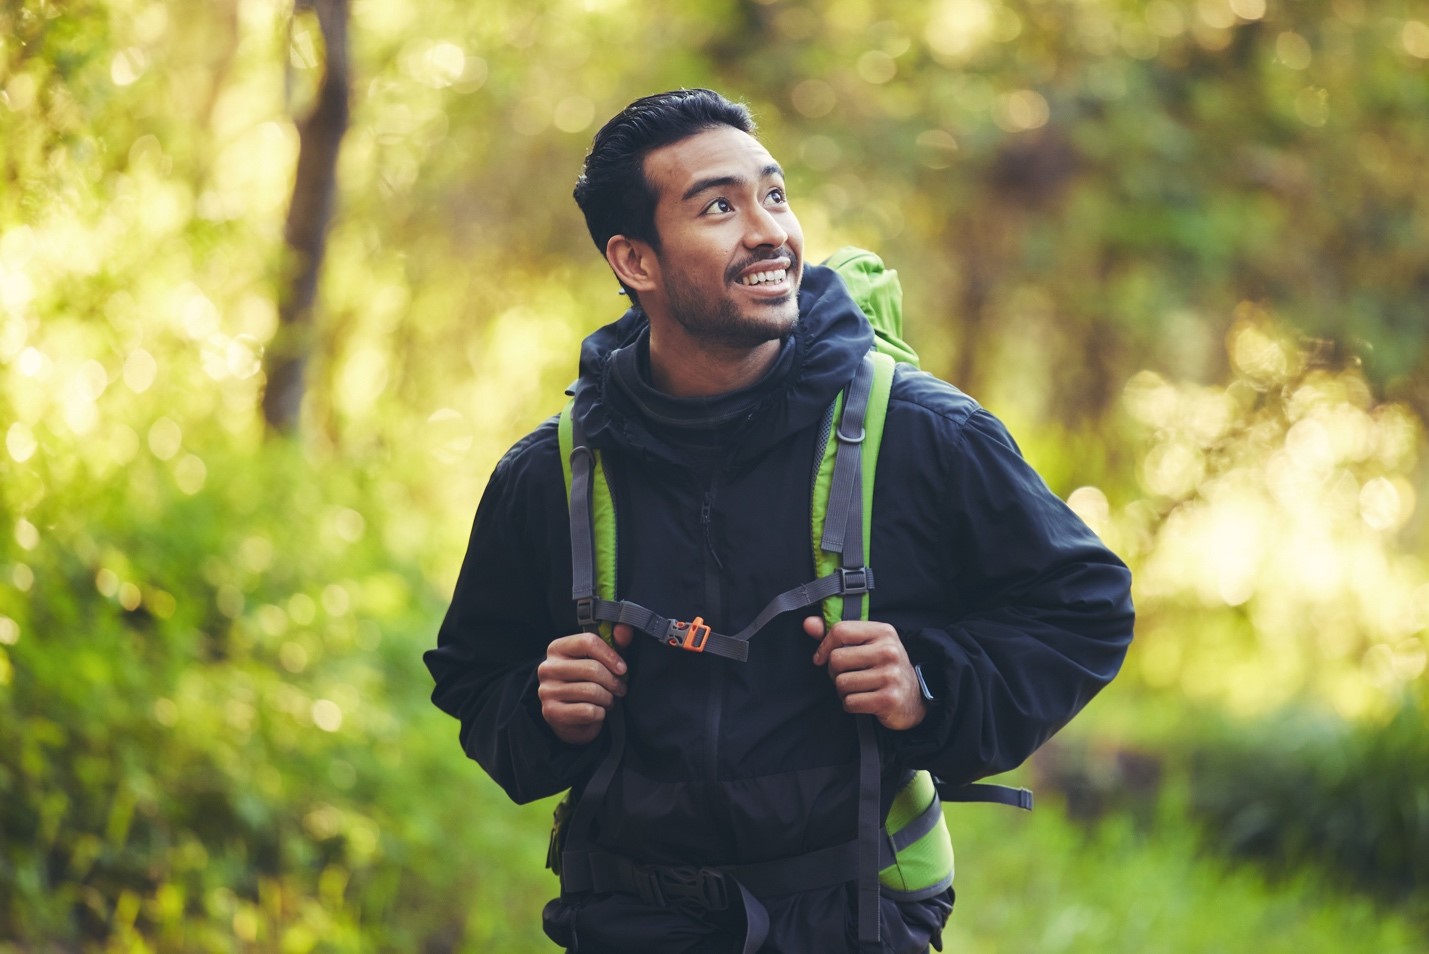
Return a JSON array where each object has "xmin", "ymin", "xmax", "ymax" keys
[
  {"xmin": 833, "ymin": 668, "xmax": 888, "ymax": 698},
  {"xmin": 549, "ymin": 631, "xmax": 628, "ymax": 676},
  {"xmin": 825, "ymin": 620, "xmax": 893, "ymax": 646},
  {"xmin": 542, "ymin": 700, "xmax": 609, "ymax": 735},
  {"xmin": 836, "ymin": 688, "xmax": 890, "ymax": 718},
  {"xmin": 827, "ymin": 641, "xmax": 902, "ymax": 677},
  {"xmin": 539, "ymin": 679, "xmax": 617, "ymax": 711},
  {"xmin": 612, "ymin": 623, "xmax": 636, "ymax": 650},
  {"xmin": 538, "ymin": 656, "xmax": 628, "ymax": 696}
]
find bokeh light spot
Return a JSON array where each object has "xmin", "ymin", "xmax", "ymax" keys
[
  {"xmin": 553, "ymin": 96, "xmax": 595, "ymax": 133},
  {"xmin": 123, "ymin": 348, "xmax": 158, "ymax": 393},
  {"xmin": 148, "ymin": 417, "xmax": 182, "ymax": 461},
  {"xmin": 1404, "ymin": 21, "xmax": 1429, "ymax": 58},
  {"xmin": 14, "ymin": 519, "xmax": 39, "ymax": 551},
  {"xmin": 857, "ymin": 50, "xmax": 898, "ymax": 85},
  {"xmin": 6, "ymin": 422, "xmax": 37, "ymax": 463},
  {"xmin": 1276, "ymin": 31, "xmax": 1312, "ymax": 70},
  {"xmin": 1228, "ymin": 0, "xmax": 1266, "ymax": 21},
  {"xmin": 312, "ymin": 699, "xmax": 343, "ymax": 733},
  {"xmin": 1067, "ymin": 486, "xmax": 1111, "ymax": 537},
  {"xmin": 992, "ymin": 90, "xmax": 1050, "ymax": 132},
  {"xmin": 791, "ymin": 80, "xmax": 837, "ymax": 119},
  {"xmin": 915, "ymin": 130, "xmax": 959, "ymax": 169}
]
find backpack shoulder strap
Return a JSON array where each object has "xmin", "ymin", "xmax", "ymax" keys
[
  {"xmin": 806, "ymin": 349, "xmax": 896, "ymax": 951},
  {"xmin": 811, "ymin": 349, "xmax": 896, "ymax": 633},
  {"xmin": 559, "ymin": 399, "xmax": 617, "ymax": 644}
]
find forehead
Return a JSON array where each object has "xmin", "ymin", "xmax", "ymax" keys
[{"xmin": 642, "ymin": 126, "xmax": 781, "ymax": 205}]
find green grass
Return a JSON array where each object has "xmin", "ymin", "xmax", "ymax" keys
[{"xmin": 943, "ymin": 790, "xmax": 1425, "ymax": 954}]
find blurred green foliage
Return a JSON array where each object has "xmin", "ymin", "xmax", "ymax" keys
[
  {"xmin": 1188, "ymin": 700, "xmax": 1429, "ymax": 903},
  {"xmin": 2, "ymin": 0, "xmax": 1427, "ymax": 949}
]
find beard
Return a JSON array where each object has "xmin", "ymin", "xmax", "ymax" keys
[{"xmin": 662, "ymin": 252, "xmax": 802, "ymax": 349}]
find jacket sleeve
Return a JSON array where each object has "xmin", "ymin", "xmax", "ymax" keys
[
  {"xmin": 423, "ymin": 424, "xmax": 603, "ymax": 804},
  {"xmin": 882, "ymin": 400, "xmax": 1134, "ymax": 785}
]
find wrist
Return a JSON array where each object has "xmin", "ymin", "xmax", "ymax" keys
[{"xmin": 914, "ymin": 663, "xmax": 942, "ymax": 707}]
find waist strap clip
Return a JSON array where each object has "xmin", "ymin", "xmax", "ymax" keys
[
  {"xmin": 652, "ymin": 865, "xmax": 729, "ymax": 917},
  {"xmin": 667, "ymin": 616, "xmax": 712, "ymax": 653}
]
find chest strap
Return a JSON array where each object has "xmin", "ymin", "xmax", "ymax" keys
[{"xmin": 563, "ymin": 352, "xmax": 879, "ymax": 658}]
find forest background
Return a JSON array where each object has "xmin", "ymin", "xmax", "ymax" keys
[{"xmin": 2, "ymin": 0, "xmax": 1427, "ymax": 950}]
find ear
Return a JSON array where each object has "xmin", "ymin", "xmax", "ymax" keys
[{"xmin": 605, "ymin": 235, "xmax": 659, "ymax": 296}]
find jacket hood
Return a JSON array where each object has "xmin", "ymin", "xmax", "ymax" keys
[{"xmin": 569, "ymin": 263, "xmax": 873, "ymax": 466}]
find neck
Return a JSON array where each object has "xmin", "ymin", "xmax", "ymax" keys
[{"xmin": 647, "ymin": 330, "xmax": 783, "ymax": 398}]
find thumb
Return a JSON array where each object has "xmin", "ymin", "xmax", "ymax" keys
[
  {"xmin": 805, "ymin": 616, "xmax": 832, "ymax": 667},
  {"xmin": 612, "ymin": 622, "xmax": 635, "ymax": 650}
]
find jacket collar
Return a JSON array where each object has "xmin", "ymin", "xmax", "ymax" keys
[{"xmin": 570, "ymin": 264, "xmax": 872, "ymax": 467}]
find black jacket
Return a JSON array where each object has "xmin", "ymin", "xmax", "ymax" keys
[{"xmin": 426, "ymin": 264, "xmax": 1134, "ymax": 949}]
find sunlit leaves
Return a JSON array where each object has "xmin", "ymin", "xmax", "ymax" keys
[
  {"xmin": 1118, "ymin": 311, "xmax": 1425, "ymax": 718},
  {"xmin": 1, "ymin": 0, "xmax": 1428, "ymax": 947}
]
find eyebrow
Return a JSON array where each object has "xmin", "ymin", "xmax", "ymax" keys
[{"xmin": 681, "ymin": 163, "xmax": 784, "ymax": 202}]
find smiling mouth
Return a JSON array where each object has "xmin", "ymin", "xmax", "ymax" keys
[{"xmin": 740, "ymin": 267, "xmax": 788, "ymax": 287}]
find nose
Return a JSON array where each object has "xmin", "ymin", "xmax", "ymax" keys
[{"xmin": 743, "ymin": 204, "xmax": 788, "ymax": 250}]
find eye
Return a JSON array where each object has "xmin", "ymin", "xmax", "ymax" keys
[
  {"xmin": 703, "ymin": 197, "xmax": 734, "ymax": 215},
  {"xmin": 766, "ymin": 187, "xmax": 788, "ymax": 206}
]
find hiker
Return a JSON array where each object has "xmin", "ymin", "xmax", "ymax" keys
[{"xmin": 425, "ymin": 88, "xmax": 1134, "ymax": 953}]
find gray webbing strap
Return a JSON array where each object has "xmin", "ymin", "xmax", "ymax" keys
[
  {"xmin": 567, "ymin": 420, "xmax": 600, "ymax": 629},
  {"xmin": 575, "ymin": 564, "xmax": 877, "ymax": 662},
  {"xmin": 727, "ymin": 567, "xmax": 874, "ymax": 643},
  {"xmin": 826, "ymin": 353, "xmax": 882, "ymax": 949},
  {"xmin": 887, "ymin": 793, "xmax": 945, "ymax": 855},
  {"xmin": 587, "ymin": 598, "xmax": 750, "ymax": 662},
  {"xmin": 561, "ymin": 700, "xmax": 627, "ymax": 872},
  {"xmin": 939, "ymin": 781, "xmax": 1034, "ymax": 811},
  {"xmin": 821, "ymin": 352, "xmax": 876, "ymax": 556},
  {"xmin": 855, "ymin": 716, "xmax": 882, "ymax": 949}
]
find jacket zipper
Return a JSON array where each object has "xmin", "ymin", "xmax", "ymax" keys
[{"xmin": 700, "ymin": 477, "xmax": 724, "ymax": 782}]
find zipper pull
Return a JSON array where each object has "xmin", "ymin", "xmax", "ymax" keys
[{"xmin": 701, "ymin": 491, "xmax": 724, "ymax": 570}]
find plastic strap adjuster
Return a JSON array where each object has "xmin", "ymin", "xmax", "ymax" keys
[
  {"xmin": 666, "ymin": 617, "xmax": 711, "ymax": 653},
  {"xmin": 575, "ymin": 597, "xmax": 597, "ymax": 630},
  {"xmin": 838, "ymin": 567, "xmax": 872, "ymax": 596}
]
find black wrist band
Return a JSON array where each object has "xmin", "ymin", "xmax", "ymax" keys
[{"xmin": 914, "ymin": 663, "xmax": 939, "ymax": 705}]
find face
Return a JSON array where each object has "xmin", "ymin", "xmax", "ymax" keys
[{"xmin": 635, "ymin": 126, "xmax": 804, "ymax": 349}]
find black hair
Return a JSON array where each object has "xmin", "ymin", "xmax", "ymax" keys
[{"xmin": 573, "ymin": 89, "xmax": 755, "ymax": 263}]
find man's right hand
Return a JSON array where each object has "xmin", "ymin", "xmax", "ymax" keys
[{"xmin": 537, "ymin": 624, "xmax": 634, "ymax": 745}]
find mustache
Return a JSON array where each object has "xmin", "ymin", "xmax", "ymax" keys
[{"xmin": 726, "ymin": 247, "xmax": 799, "ymax": 284}]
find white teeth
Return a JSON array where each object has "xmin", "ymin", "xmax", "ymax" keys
[{"xmin": 743, "ymin": 268, "xmax": 786, "ymax": 286}]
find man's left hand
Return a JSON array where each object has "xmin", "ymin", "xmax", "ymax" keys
[{"xmin": 804, "ymin": 617, "xmax": 927, "ymax": 731}]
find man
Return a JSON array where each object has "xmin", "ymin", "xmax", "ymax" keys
[{"xmin": 426, "ymin": 89, "xmax": 1134, "ymax": 953}]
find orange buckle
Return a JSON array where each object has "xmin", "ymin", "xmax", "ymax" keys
[{"xmin": 669, "ymin": 617, "xmax": 711, "ymax": 653}]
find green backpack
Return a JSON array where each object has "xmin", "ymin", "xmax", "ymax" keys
[{"xmin": 554, "ymin": 248, "xmax": 1029, "ymax": 951}]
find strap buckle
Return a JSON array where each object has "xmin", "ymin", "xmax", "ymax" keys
[
  {"xmin": 838, "ymin": 567, "xmax": 871, "ymax": 596},
  {"xmin": 656, "ymin": 865, "xmax": 729, "ymax": 916},
  {"xmin": 667, "ymin": 616, "xmax": 711, "ymax": 653},
  {"xmin": 575, "ymin": 597, "xmax": 597, "ymax": 631}
]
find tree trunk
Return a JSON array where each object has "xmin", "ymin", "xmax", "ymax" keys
[{"xmin": 261, "ymin": 0, "xmax": 350, "ymax": 436}]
